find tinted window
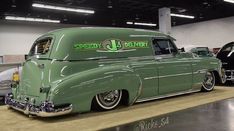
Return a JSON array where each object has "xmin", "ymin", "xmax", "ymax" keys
[
  {"xmin": 29, "ymin": 38, "xmax": 52, "ymax": 56},
  {"xmin": 152, "ymin": 39, "xmax": 177, "ymax": 55},
  {"xmin": 220, "ymin": 43, "xmax": 234, "ymax": 52}
]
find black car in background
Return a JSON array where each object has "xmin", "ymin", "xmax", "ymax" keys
[{"xmin": 216, "ymin": 42, "xmax": 234, "ymax": 81}]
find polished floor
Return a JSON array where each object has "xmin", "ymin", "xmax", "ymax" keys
[
  {"xmin": 0, "ymin": 87, "xmax": 234, "ymax": 131},
  {"xmin": 103, "ymin": 98, "xmax": 234, "ymax": 131}
]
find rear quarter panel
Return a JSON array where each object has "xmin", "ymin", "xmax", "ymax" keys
[{"xmin": 48, "ymin": 65, "xmax": 141, "ymax": 113}]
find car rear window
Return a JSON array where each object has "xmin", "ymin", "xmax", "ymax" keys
[{"xmin": 29, "ymin": 38, "xmax": 52, "ymax": 56}]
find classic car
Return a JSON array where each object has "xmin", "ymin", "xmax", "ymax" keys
[
  {"xmin": 5, "ymin": 27, "xmax": 225, "ymax": 117},
  {"xmin": 180, "ymin": 45, "xmax": 214, "ymax": 57},
  {"xmin": 216, "ymin": 42, "xmax": 234, "ymax": 81},
  {"xmin": 0, "ymin": 67, "xmax": 22, "ymax": 98}
]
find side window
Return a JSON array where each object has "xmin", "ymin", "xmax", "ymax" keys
[
  {"xmin": 221, "ymin": 44, "xmax": 234, "ymax": 52},
  {"xmin": 152, "ymin": 39, "xmax": 177, "ymax": 55},
  {"xmin": 29, "ymin": 38, "xmax": 52, "ymax": 56}
]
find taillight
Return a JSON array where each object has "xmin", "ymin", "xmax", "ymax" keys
[{"xmin": 12, "ymin": 71, "xmax": 20, "ymax": 82}]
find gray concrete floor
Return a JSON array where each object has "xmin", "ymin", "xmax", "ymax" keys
[{"xmin": 103, "ymin": 98, "xmax": 234, "ymax": 131}]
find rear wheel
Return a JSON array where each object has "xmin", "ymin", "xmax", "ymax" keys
[
  {"xmin": 93, "ymin": 90, "xmax": 122, "ymax": 110},
  {"xmin": 202, "ymin": 72, "xmax": 215, "ymax": 92}
]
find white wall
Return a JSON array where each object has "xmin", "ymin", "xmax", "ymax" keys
[
  {"xmin": 0, "ymin": 16, "xmax": 234, "ymax": 55},
  {"xmin": 171, "ymin": 16, "xmax": 234, "ymax": 48},
  {"xmin": 0, "ymin": 21, "xmax": 79, "ymax": 55}
]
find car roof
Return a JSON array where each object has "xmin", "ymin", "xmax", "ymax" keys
[{"xmin": 46, "ymin": 27, "xmax": 168, "ymax": 38}]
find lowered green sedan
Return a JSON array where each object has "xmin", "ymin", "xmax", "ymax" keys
[{"xmin": 5, "ymin": 27, "xmax": 225, "ymax": 117}]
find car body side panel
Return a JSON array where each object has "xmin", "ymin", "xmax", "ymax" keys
[
  {"xmin": 130, "ymin": 58, "xmax": 159, "ymax": 99},
  {"xmin": 48, "ymin": 65, "xmax": 141, "ymax": 112},
  {"xmin": 157, "ymin": 56, "xmax": 193, "ymax": 95}
]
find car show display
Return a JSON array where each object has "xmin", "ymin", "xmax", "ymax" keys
[{"xmin": 5, "ymin": 27, "xmax": 225, "ymax": 117}]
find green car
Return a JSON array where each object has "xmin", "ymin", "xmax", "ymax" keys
[{"xmin": 5, "ymin": 27, "xmax": 225, "ymax": 117}]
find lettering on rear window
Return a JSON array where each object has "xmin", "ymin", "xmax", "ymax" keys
[{"xmin": 74, "ymin": 39, "xmax": 149, "ymax": 52}]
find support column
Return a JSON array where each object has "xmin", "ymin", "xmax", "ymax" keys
[{"xmin": 158, "ymin": 7, "xmax": 171, "ymax": 34}]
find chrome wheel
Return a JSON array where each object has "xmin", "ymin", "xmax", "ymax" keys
[
  {"xmin": 95, "ymin": 90, "xmax": 122, "ymax": 110},
  {"xmin": 202, "ymin": 72, "xmax": 215, "ymax": 91}
]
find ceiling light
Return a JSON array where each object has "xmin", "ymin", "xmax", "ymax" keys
[
  {"xmin": 171, "ymin": 13, "xmax": 195, "ymax": 19},
  {"xmin": 32, "ymin": 3, "xmax": 95, "ymax": 14},
  {"xmin": 135, "ymin": 22, "xmax": 157, "ymax": 27},
  {"xmin": 126, "ymin": 22, "xmax": 157, "ymax": 27},
  {"xmin": 5, "ymin": 16, "xmax": 60, "ymax": 23},
  {"xmin": 224, "ymin": 0, "xmax": 234, "ymax": 3}
]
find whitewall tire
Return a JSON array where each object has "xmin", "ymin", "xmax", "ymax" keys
[
  {"xmin": 94, "ymin": 90, "xmax": 122, "ymax": 110},
  {"xmin": 202, "ymin": 72, "xmax": 215, "ymax": 92}
]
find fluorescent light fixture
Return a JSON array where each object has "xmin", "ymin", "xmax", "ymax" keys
[
  {"xmin": 135, "ymin": 22, "xmax": 157, "ymax": 27},
  {"xmin": 5, "ymin": 16, "xmax": 60, "ymax": 23},
  {"xmin": 32, "ymin": 3, "xmax": 95, "ymax": 14},
  {"xmin": 126, "ymin": 22, "xmax": 133, "ymax": 25},
  {"xmin": 171, "ymin": 13, "xmax": 195, "ymax": 19},
  {"xmin": 126, "ymin": 22, "xmax": 157, "ymax": 27},
  {"xmin": 224, "ymin": 0, "xmax": 234, "ymax": 3}
]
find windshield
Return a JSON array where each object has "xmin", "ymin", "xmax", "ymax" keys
[{"xmin": 29, "ymin": 37, "xmax": 52, "ymax": 56}]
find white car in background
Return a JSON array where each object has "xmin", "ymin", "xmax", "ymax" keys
[
  {"xmin": 0, "ymin": 67, "xmax": 22, "ymax": 98},
  {"xmin": 179, "ymin": 45, "xmax": 214, "ymax": 57}
]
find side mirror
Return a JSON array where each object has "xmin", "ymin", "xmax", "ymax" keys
[
  {"xmin": 178, "ymin": 47, "xmax": 185, "ymax": 53},
  {"xmin": 24, "ymin": 54, "xmax": 28, "ymax": 60}
]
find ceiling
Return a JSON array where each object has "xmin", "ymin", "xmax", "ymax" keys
[{"xmin": 1, "ymin": 0, "xmax": 234, "ymax": 29}]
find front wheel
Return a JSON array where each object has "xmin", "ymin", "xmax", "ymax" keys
[
  {"xmin": 202, "ymin": 71, "xmax": 215, "ymax": 92},
  {"xmin": 93, "ymin": 90, "xmax": 122, "ymax": 110}
]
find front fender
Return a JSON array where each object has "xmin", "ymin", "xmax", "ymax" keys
[{"xmin": 48, "ymin": 65, "xmax": 141, "ymax": 113}]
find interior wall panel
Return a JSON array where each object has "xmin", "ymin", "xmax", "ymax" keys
[{"xmin": 171, "ymin": 16, "xmax": 234, "ymax": 49}]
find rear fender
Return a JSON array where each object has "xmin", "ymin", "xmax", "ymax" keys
[{"xmin": 48, "ymin": 65, "xmax": 142, "ymax": 113}]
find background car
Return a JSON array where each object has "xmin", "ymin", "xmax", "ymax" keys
[
  {"xmin": 216, "ymin": 42, "xmax": 234, "ymax": 82},
  {"xmin": 0, "ymin": 67, "xmax": 22, "ymax": 101},
  {"xmin": 180, "ymin": 45, "xmax": 214, "ymax": 57}
]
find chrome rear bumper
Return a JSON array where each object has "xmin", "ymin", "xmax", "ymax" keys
[{"xmin": 5, "ymin": 94, "xmax": 72, "ymax": 117}]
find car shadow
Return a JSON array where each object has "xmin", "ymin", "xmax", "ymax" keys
[
  {"xmin": 223, "ymin": 81, "xmax": 234, "ymax": 87},
  {"xmin": 0, "ymin": 97, "xmax": 4, "ymax": 106}
]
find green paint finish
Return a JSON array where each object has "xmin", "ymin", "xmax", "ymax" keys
[{"xmin": 8, "ymin": 27, "xmax": 224, "ymax": 116}]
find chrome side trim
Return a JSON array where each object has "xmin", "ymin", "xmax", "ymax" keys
[
  {"xmin": 158, "ymin": 73, "xmax": 192, "ymax": 79},
  {"xmin": 135, "ymin": 89, "xmax": 201, "ymax": 103},
  {"xmin": 144, "ymin": 76, "xmax": 158, "ymax": 80}
]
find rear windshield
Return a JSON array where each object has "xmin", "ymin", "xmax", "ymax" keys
[{"xmin": 29, "ymin": 38, "xmax": 52, "ymax": 56}]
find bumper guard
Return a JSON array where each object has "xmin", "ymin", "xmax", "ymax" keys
[{"xmin": 5, "ymin": 93, "xmax": 73, "ymax": 117}]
